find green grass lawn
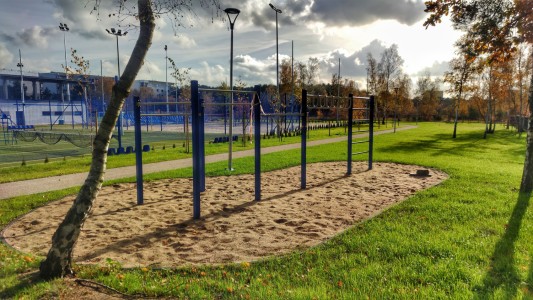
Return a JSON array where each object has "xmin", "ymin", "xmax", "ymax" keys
[{"xmin": 1, "ymin": 122, "xmax": 532, "ymax": 299}]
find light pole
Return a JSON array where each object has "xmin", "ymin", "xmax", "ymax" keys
[
  {"xmin": 269, "ymin": 3, "xmax": 282, "ymax": 99},
  {"xmin": 17, "ymin": 49, "xmax": 25, "ymax": 125},
  {"xmin": 224, "ymin": 7, "xmax": 240, "ymax": 171},
  {"xmin": 165, "ymin": 45, "xmax": 169, "ymax": 113},
  {"xmin": 106, "ymin": 27, "xmax": 128, "ymax": 149},
  {"xmin": 59, "ymin": 22, "xmax": 70, "ymax": 126}
]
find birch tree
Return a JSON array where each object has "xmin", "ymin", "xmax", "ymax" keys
[{"xmin": 39, "ymin": 0, "xmax": 220, "ymax": 279}]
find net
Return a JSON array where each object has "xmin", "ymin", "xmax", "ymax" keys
[{"xmin": 14, "ymin": 131, "xmax": 94, "ymax": 148}]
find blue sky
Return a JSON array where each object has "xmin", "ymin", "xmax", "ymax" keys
[{"xmin": 0, "ymin": 0, "xmax": 461, "ymax": 88}]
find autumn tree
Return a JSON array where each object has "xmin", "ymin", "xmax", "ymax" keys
[
  {"xmin": 424, "ymin": 0, "xmax": 533, "ymax": 192},
  {"xmin": 377, "ymin": 44, "xmax": 404, "ymax": 125},
  {"xmin": 415, "ymin": 72, "xmax": 441, "ymax": 121},
  {"xmin": 39, "ymin": 0, "xmax": 221, "ymax": 279},
  {"xmin": 444, "ymin": 37, "xmax": 478, "ymax": 138}
]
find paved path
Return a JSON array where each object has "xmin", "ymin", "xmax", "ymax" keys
[{"xmin": 0, "ymin": 126, "xmax": 415, "ymax": 199}]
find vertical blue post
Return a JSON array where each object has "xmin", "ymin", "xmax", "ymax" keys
[
  {"xmin": 253, "ymin": 85, "xmax": 261, "ymax": 201},
  {"xmin": 191, "ymin": 80, "xmax": 201, "ymax": 219},
  {"xmin": 368, "ymin": 96, "xmax": 375, "ymax": 170},
  {"xmin": 115, "ymin": 76, "xmax": 123, "ymax": 150},
  {"xmin": 199, "ymin": 95, "xmax": 205, "ymax": 192},
  {"xmin": 133, "ymin": 96, "xmax": 144, "ymax": 205},
  {"xmin": 347, "ymin": 94, "xmax": 353, "ymax": 175},
  {"xmin": 301, "ymin": 89, "xmax": 307, "ymax": 189}
]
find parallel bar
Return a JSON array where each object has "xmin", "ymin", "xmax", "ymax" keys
[
  {"xmin": 347, "ymin": 94, "xmax": 353, "ymax": 175},
  {"xmin": 191, "ymin": 80, "xmax": 201, "ymax": 220},
  {"xmin": 301, "ymin": 89, "xmax": 307, "ymax": 189},
  {"xmin": 253, "ymin": 85, "xmax": 261, "ymax": 201},
  {"xmin": 133, "ymin": 96, "xmax": 144, "ymax": 205}
]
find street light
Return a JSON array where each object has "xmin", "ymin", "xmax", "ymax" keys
[
  {"xmin": 224, "ymin": 7, "xmax": 240, "ymax": 171},
  {"xmin": 269, "ymin": 3, "xmax": 282, "ymax": 99},
  {"xmin": 165, "ymin": 45, "xmax": 169, "ymax": 113},
  {"xmin": 17, "ymin": 49, "xmax": 25, "ymax": 125},
  {"xmin": 59, "ymin": 22, "xmax": 70, "ymax": 126},
  {"xmin": 106, "ymin": 27, "xmax": 128, "ymax": 149}
]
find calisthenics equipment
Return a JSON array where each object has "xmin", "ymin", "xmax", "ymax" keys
[{"xmin": 132, "ymin": 97, "xmax": 191, "ymax": 205}]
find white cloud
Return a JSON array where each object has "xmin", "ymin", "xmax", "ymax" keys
[
  {"xmin": 0, "ymin": 44, "xmax": 14, "ymax": 68},
  {"xmin": 172, "ymin": 35, "xmax": 197, "ymax": 49}
]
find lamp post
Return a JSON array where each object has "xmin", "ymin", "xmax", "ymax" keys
[
  {"xmin": 269, "ymin": 3, "xmax": 282, "ymax": 99},
  {"xmin": 59, "ymin": 22, "xmax": 70, "ymax": 127},
  {"xmin": 224, "ymin": 7, "xmax": 240, "ymax": 171},
  {"xmin": 17, "ymin": 49, "xmax": 25, "ymax": 125},
  {"xmin": 165, "ymin": 45, "xmax": 169, "ymax": 113},
  {"xmin": 106, "ymin": 27, "xmax": 128, "ymax": 149}
]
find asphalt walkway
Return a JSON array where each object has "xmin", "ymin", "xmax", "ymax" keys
[{"xmin": 0, "ymin": 126, "xmax": 415, "ymax": 200}]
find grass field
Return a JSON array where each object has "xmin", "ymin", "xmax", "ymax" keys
[
  {"xmin": 1, "ymin": 122, "xmax": 532, "ymax": 299},
  {"xmin": 0, "ymin": 121, "xmax": 374, "ymax": 183}
]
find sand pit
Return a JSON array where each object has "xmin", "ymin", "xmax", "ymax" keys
[{"xmin": 2, "ymin": 162, "xmax": 447, "ymax": 268}]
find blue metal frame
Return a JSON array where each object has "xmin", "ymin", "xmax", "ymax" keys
[
  {"xmin": 253, "ymin": 85, "xmax": 261, "ymax": 201},
  {"xmin": 346, "ymin": 94, "xmax": 375, "ymax": 173},
  {"xmin": 347, "ymin": 94, "xmax": 354, "ymax": 175},
  {"xmin": 369, "ymin": 95, "xmax": 375, "ymax": 170},
  {"xmin": 133, "ymin": 96, "xmax": 144, "ymax": 205},
  {"xmin": 301, "ymin": 89, "xmax": 307, "ymax": 189},
  {"xmin": 191, "ymin": 80, "xmax": 201, "ymax": 219}
]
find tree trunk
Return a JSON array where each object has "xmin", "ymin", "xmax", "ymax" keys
[
  {"xmin": 453, "ymin": 89, "xmax": 462, "ymax": 139},
  {"xmin": 520, "ymin": 51, "xmax": 533, "ymax": 193},
  {"xmin": 39, "ymin": 0, "xmax": 155, "ymax": 279}
]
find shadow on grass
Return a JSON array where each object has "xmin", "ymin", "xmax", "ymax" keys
[
  {"xmin": 378, "ymin": 129, "xmax": 524, "ymax": 158},
  {"xmin": 0, "ymin": 271, "xmax": 45, "ymax": 299},
  {"xmin": 476, "ymin": 192, "xmax": 531, "ymax": 298}
]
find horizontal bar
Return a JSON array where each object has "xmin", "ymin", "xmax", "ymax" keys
[
  {"xmin": 352, "ymin": 108, "xmax": 369, "ymax": 111},
  {"xmin": 141, "ymin": 113, "xmax": 190, "ymax": 117},
  {"xmin": 352, "ymin": 151, "xmax": 369, "ymax": 156},
  {"xmin": 140, "ymin": 101, "xmax": 190, "ymax": 106},
  {"xmin": 307, "ymin": 94, "xmax": 351, "ymax": 101},
  {"xmin": 354, "ymin": 130, "xmax": 370, "ymax": 133},
  {"xmin": 199, "ymin": 88, "xmax": 257, "ymax": 95},
  {"xmin": 352, "ymin": 140, "xmax": 369, "ymax": 144},
  {"xmin": 353, "ymin": 96, "xmax": 371, "ymax": 100},
  {"xmin": 263, "ymin": 113, "xmax": 303, "ymax": 117},
  {"xmin": 353, "ymin": 119, "xmax": 370, "ymax": 122},
  {"xmin": 204, "ymin": 102, "xmax": 252, "ymax": 107}
]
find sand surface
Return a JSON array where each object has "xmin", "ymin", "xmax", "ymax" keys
[{"xmin": 2, "ymin": 162, "xmax": 447, "ymax": 268}]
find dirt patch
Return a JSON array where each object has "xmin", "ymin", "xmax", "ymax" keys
[{"xmin": 2, "ymin": 162, "xmax": 447, "ymax": 268}]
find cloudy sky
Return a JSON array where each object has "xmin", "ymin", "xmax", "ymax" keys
[{"xmin": 0, "ymin": 0, "xmax": 461, "ymax": 88}]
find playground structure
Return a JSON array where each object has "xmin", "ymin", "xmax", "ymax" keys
[{"xmin": 132, "ymin": 80, "xmax": 375, "ymax": 219}]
